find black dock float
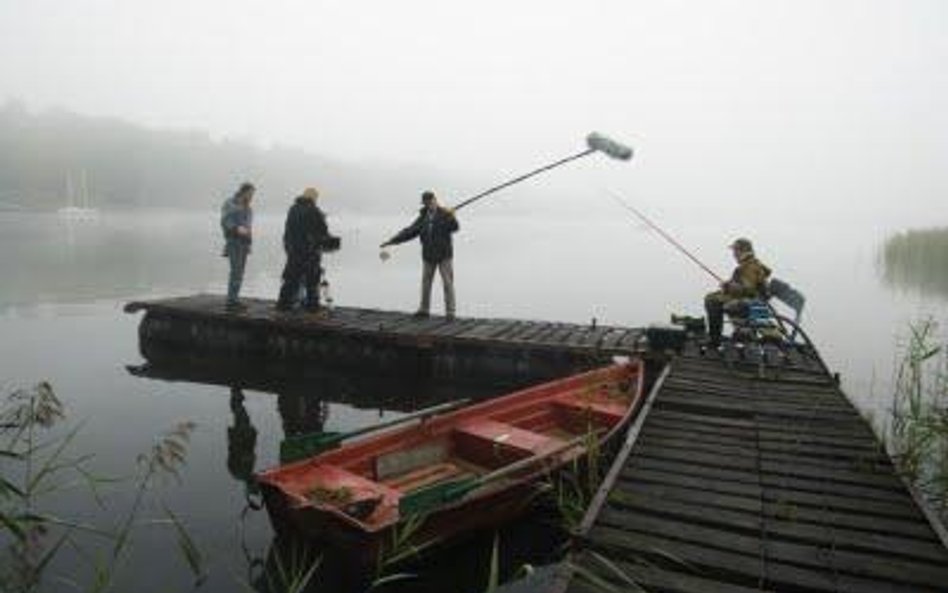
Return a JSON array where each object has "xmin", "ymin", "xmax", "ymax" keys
[
  {"xmin": 124, "ymin": 294, "xmax": 645, "ymax": 381},
  {"xmin": 556, "ymin": 341, "xmax": 948, "ymax": 593}
]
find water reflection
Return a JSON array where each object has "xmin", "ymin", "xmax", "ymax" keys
[
  {"xmin": 127, "ymin": 355, "xmax": 556, "ymax": 593},
  {"xmin": 880, "ymin": 228, "xmax": 948, "ymax": 300},
  {"xmin": 228, "ymin": 388, "xmax": 260, "ymax": 498}
]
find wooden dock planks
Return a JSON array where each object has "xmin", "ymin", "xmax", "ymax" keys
[
  {"xmin": 125, "ymin": 294, "xmax": 645, "ymax": 381},
  {"xmin": 561, "ymin": 342, "xmax": 948, "ymax": 593}
]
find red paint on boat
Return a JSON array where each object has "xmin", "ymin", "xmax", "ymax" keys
[{"xmin": 256, "ymin": 360, "xmax": 644, "ymax": 560}]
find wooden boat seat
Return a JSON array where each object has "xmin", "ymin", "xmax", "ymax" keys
[
  {"xmin": 551, "ymin": 396, "xmax": 626, "ymax": 430},
  {"xmin": 452, "ymin": 419, "xmax": 564, "ymax": 469}
]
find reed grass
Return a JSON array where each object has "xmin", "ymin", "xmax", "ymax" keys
[
  {"xmin": 889, "ymin": 318, "xmax": 948, "ymax": 520},
  {"xmin": 0, "ymin": 382, "xmax": 203, "ymax": 592}
]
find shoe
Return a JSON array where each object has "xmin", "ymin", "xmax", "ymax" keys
[
  {"xmin": 446, "ymin": 313, "xmax": 456, "ymax": 321},
  {"xmin": 412, "ymin": 311, "xmax": 430, "ymax": 319},
  {"xmin": 225, "ymin": 301, "xmax": 247, "ymax": 312},
  {"xmin": 274, "ymin": 302, "xmax": 293, "ymax": 312}
]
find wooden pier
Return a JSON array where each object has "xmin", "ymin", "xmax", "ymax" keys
[
  {"xmin": 124, "ymin": 294, "xmax": 645, "ymax": 382},
  {"xmin": 125, "ymin": 294, "xmax": 948, "ymax": 592},
  {"xmin": 555, "ymin": 340, "xmax": 948, "ymax": 593}
]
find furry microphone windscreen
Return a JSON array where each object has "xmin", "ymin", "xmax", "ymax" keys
[{"xmin": 586, "ymin": 132, "xmax": 634, "ymax": 161}]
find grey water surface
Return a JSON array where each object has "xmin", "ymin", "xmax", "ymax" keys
[{"xmin": 2, "ymin": 210, "xmax": 947, "ymax": 592}]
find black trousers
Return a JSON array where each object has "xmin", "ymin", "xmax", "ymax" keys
[
  {"xmin": 704, "ymin": 291, "xmax": 749, "ymax": 344},
  {"xmin": 277, "ymin": 252, "xmax": 322, "ymax": 309}
]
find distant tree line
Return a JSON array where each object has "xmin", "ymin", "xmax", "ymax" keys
[
  {"xmin": 0, "ymin": 101, "xmax": 457, "ymax": 213},
  {"xmin": 881, "ymin": 227, "xmax": 948, "ymax": 300}
]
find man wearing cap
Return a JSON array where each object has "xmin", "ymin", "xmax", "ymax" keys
[
  {"xmin": 704, "ymin": 237, "xmax": 771, "ymax": 348},
  {"xmin": 220, "ymin": 181, "xmax": 256, "ymax": 311},
  {"xmin": 276, "ymin": 187, "xmax": 333, "ymax": 312},
  {"xmin": 381, "ymin": 191, "xmax": 460, "ymax": 320}
]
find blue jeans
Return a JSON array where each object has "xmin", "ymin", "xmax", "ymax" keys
[{"xmin": 226, "ymin": 240, "xmax": 250, "ymax": 304}]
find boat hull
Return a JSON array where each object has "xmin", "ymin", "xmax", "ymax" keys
[{"xmin": 257, "ymin": 361, "xmax": 644, "ymax": 564}]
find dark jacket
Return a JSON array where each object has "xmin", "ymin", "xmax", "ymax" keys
[
  {"xmin": 283, "ymin": 197, "xmax": 329, "ymax": 256},
  {"xmin": 389, "ymin": 206, "xmax": 459, "ymax": 263}
]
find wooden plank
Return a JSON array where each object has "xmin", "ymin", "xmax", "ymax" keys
[
  {"xmin": 638, "ymin": 431, "xmax": 893, "ymax": 474},
  {"xmin": 641, "ymin": 422, "xmax": 885, "ymax": 458},
  {"xmin": 621, "ymin": 466, "xmax": 921, "ymax": 520},
  {"xmin": 592, "ymin": 510, "xmax": 948, "ymax": 590},
  {"xmin": 603, "ymin": 490, "xmax": 948, "ymax": 564},
  {"xmin": 612, "ymin": 480, "xmax": 937, "ymax": 541},
  {"xmin": 493, "ymin": 320, "xmax": 535, "ymax": 340},
  {"xmin": 454, "ymin": 319, "xmax": 515, "ymax": 340},
  {"xmin": 425, "ymin": 317, "xmax": 483, "ymax": 337},
  {"xmin": 633, "ymin": 443, "xmax": 904, "ymax": 494},
  {"xmin": 521, "ymin": 322, "xmax": 566, "ymax": 346},
  {"xmin": 626, "ymin": 456, "xmax": 915, "ymax": 504},
  {"xmin": 657, "ymin": 392, "xmax": 864, "ymax": 424},
  {"xmin": 616, "ymin": 329, "xmax": 643, "ymax": 349},
  {"xmin": 599, "ymin": 328, "xmax": 631, "ymax": 350},
  {"xmin": 567, "ymin": 553, "xmax": 763, "ymax": 593},
  {"xmin": 588, "ymin": 524, "xmax": 849, "ymax": 593},
  {"xmin": 511, "ymin": 321, "xmax": 555, "ymax": 343},
  {"xmin": 659, "ymin": 383, "xmax": 852, "ymax": 410}
]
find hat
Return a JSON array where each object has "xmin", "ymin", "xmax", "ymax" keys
[
  {"xmin": 302, "ymin": 187, "xmax": 319, "ymax": 200},
  {"xmin": 730, "ymin": 237, "xmax": 753, "ymax": 253},
  {"xmin": 420, "ymin": 190, "xmax": 436, "ymax": 203}
]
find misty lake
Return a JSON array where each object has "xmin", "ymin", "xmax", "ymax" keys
[{"xmin": 2, "ymin": 209, "xmax": 947, "ymax": 592}]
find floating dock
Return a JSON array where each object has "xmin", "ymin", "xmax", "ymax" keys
[
  {"xmin": 125, "ymin": 294, "xmax": 645, "ymax": 381},
  {"xmin": 555, "ymin": 341, "xmax": 948, "ymax": 593}
]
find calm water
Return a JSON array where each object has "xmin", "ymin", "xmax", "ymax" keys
[{"xmin": 2, "ymin": 210, "xmax": 947, "ymax": 592}]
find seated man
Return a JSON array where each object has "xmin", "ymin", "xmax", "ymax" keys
[{"xmin": 704, "ymin": 237, "xmax": 771, "ymax": 348}]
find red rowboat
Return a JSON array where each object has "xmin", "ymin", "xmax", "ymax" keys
[{"xmin": 256, "ymin": 360, "xmax": 644, "ymax": 563}]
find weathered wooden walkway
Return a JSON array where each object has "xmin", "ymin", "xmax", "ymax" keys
[
  {"xmin": 556, "ymin": 341, "xmax": 948, "ymax": 593},
  {"xmin": 125, "ymin": 294, "xmax": 645, "ymax": 381}
]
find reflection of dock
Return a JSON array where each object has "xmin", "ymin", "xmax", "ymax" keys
[
  {"xmin": 556, "ymin": 340, "xmax": 948, "ymax": 593},
  {"xmin": 125, "ymin": 294, "xmax": 645, "ymax": 381},
  {"xmin": 126, "ymin": 358, "xmax": 523, "ymax": 414}
]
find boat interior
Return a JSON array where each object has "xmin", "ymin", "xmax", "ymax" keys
[{"xmin": 263, "ymin": 364, "xmax": 640, "ymax": 526}]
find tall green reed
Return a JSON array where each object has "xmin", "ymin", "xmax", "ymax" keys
[
  {"xmin": 0, "ymin": 382, "xmax": 203, "ymax": 592},
  {"xmin": 890, "ymin": 319, "xmax": 948, "ymax": 519}
]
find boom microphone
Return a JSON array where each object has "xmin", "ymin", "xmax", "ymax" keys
[
  {"xmin": 452, "ymin": 131, "xmax": 634, "ymax": 211},
  {"xmin": 587, "ymin": 132, "xmax": 633, "ymax": 161}
]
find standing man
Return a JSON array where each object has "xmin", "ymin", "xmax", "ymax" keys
[
  {"xmin": 220, "ymin": 182, "xmax": 255, "ymax": 311},
  {"xmin": 276, "ymin": 187, "xmax": 333, "ymax": 312},
  {"xmin": 704, "ymin": 237, "xmax": 771, "ymax": 348},
  {"xmin": 381, "ymin": 190, "xmax": 459, "ymax": 320}
]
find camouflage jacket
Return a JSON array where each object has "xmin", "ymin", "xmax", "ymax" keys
[{"xmin": 725, "ymin": 253, "xmax": 771, "ymax": 299}]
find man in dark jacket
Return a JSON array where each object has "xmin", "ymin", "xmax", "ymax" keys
[
  {"xmin": 276, "ymin": 187, "xmax": 333, "ymax": 312},
  {"xmin": 381, "ymin": 190, "xmax": 460, "ymax": 319}
]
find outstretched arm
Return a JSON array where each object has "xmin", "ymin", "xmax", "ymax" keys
[{"xmin": 381, "ymin": 214, "xmax": 423, "ymax": 247}]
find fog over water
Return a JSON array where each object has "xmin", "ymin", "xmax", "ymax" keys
[
  {"xmin": 2, "ymin": 1, "xmax": 948, "ymax": 591},
  {"xmin": 2, "ymin": 1, "xmax": 948, "ymax": 228}
]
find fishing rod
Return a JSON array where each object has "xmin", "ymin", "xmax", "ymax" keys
[
  {"xmin": 607, "ymin": 189, "xmax": 724, "ymax": 284},
  {"xmin": 452, "ymin": 132, "xmax": 633, "ymax": 212}
]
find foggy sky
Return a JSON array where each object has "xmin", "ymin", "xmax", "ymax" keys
[{"xmin": 2, "ymin": 0, "xmax": 947, "ymax": 229}]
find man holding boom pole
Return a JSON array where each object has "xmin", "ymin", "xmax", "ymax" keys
[{"xmin": 381, "ymin": 191, "xmax": 460, "ymax": 320}]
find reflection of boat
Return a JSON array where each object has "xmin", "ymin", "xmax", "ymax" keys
[
  {"xmin": 57, "ymin": 170, "xmax": 98, "ymax": 220},
  {"xmin": 256, "ymin": 361, "xmax": 644, "ymax": 563}
]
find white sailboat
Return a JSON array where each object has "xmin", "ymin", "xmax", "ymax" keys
[{"xmin": 57, "ymin": 170, "xmax": 99, "ymax": 220}]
